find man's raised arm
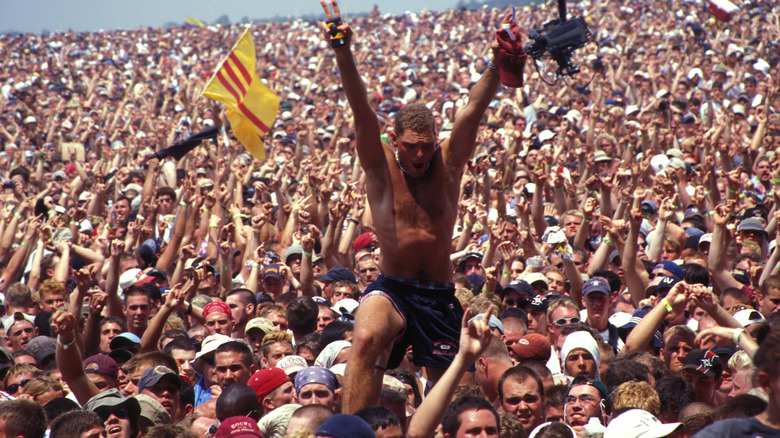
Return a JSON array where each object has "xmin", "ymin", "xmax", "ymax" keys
[
  {"xmin": 445, "ymin": 17, "xmax": 508, "ymax": 169},
  {"xmin": 321, "ymin": 1, "xmax": 384, "ymax": 172}
]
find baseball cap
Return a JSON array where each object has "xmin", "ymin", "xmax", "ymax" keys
[
  {"xmin": 524, "ymin": 273, "xmax": 549, "ymax": 288},
  {"xmin": 567, "ymin": 375, "xmax": 608, "ymax": 399},
  {"xmin": 248, "ymin": 367, "xmax": 290, "ymax": 400},
  {"xmin": 469, "ymin": 313, "xmax": 504, "ymax": 334},
  {"xmin": 331, "ymin": 299, "xmax": 359, "ymax": 317},
  {"xmin": 523, "ymin": 295, "xmax": 549, "ymax": 312},
  {"xmin": 456, "ymin": 251, "xmax": 484, "ymax": 271},
  {"xmin": 3, "ymin": 312, "xmax": 35, "ymax": 335},
  {"xmin": 277, "ymin": 355, "xmax": 308, "ymax": 376},
  {"xmin": 353, "ymin": 232, "xmax": 375, "ymax": 252},
  {"xmin": 284, "ymin": 244, "xmax": 303, "ymax": 265},
  {"xmin": 582, "ymin": 277, "xmax": 610, "ymax": 297},
  {"xmin": 737, "ymin": 218, "xmax": 766, "ymax": 234},
  {"xmin": 262, "ymin": 264, "xmax": 284, "ymax": 281},
  {"xmin": 733, "ymin": 309, "xmax": 765, "ymax": 327},
  {"xmin": 191, "ymin": 334, "xmax": 232, "ymax": 373},
  {"xmin": 216, "ymin": 416, "xmax": 263, "ymax": 438},
  {"xmin": 511, "ymin": 333, "xmax": 551, "ymax": 362},
  {"xmin": 83, "ymin": 389, "xmax": 141, "ymax": 425},
  {"xmin": 316, "ymin": 266, "xmax": 356, "ymax": 283},
  {"xmin": 109, "ymin": 332, "xmax": 141, "ymax": 351},
  {"xmin": 245, "ymin": 318, "xmax": 274, "ymax": 336},
  {"xmin": 138, "ymin": 366, "xmax": 182, "ymax": 393},
  {"xmin": 134, "ymin": 393, "xmax": 170, "ymax": 425},
  {"xmin": 503, "ymin": 280, "xmax": 534, "ymax": 298},
  {"xmin": 656, "ymin": 276, "xmax": 681, "ymax": 293},
  {"xmin": 641, "ymin": 200, "xmax": 658, "ymax": 215},
  {"xmin": 25, "ymin": 336, "xmax": 56, "ymax": 366},
  {"xmin": 316, "ymin": 414, "xmax": 375, "ymax": 438},
  {"xmin": 681, "ymin": 349, "xmax": 723, "ymax": 378},
  {"xmin": 652, "ymin": 260, "xmax": 684, "ymax": 279},
  {"xmin": 604, "ymin": 409, "xmax": 681, "ymax": 438},
  {"xmin": 83, "ymin": 354, "xmax": 119, "ymax": 380}
]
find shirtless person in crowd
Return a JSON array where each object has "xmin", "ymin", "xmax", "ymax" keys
[{"xmin": 321, "ymin": 0, "xmax": 503, "ymax": 413}]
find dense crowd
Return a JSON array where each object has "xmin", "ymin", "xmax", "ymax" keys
[{"xmin": 0, "ymin": 0, "xmax": 779, "ymax": 436}]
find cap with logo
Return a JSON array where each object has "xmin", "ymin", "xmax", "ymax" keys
[{"xmin": 681, "ymin": 349, "xmax": 722, "ymax": 378}]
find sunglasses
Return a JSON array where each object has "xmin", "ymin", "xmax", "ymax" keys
[
  {"xmin": 504, "ymin": 299, "xmax": 527, "ymax": 307},
  {"xmin": 206, "ymin": 422, "xmax": 221, "ymax": 437},
  {"xmin": 98, "ymin": 407, "xmax": 130, "ymax": 421},
  {"xmin": 202, "ymin": 354, "xmax": 215, "ymax": 367},
  {"xmin": 6, "ymin": 379, "xmax": 30, "ymax": 394},
  {"xmin": 553, "ymin": 317, "xmax": 580, "ymax": 326}
]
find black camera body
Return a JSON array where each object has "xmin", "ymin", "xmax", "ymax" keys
[{"xmin": 524, "ymin": 0, "xmax": 593, "ymax": 79}]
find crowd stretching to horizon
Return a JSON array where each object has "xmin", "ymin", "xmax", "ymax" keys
[{"xmin": 0, "ymin": 0, "xmax": 779, "ymax": 437}]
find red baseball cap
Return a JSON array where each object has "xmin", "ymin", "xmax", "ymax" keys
[
  {"xmin": 215, "ymin": 416, "xmax": 263, "ymax": 438},
  {"xmin": 248, "ymin": 367, "xmax": 290, "ymax": 400},
  {"xmin": 511, "ymin": 333, "xmax": 551, "ymax": 362}
]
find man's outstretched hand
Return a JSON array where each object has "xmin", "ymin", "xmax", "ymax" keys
[{"xmin": 320, "ymin": 0, "xmax": 353, "ymax": 48}]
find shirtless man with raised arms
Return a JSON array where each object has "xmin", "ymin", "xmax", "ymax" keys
[{"xmin": 321, "ymin": 0, "xmax": 503, "ymax": 413}]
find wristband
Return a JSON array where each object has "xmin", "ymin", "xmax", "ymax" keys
[
  {"xmin": 482, "ymin": 287, "xmax": 494, "ymax": 295},
  {"xmin": 180, "ymin": 201, "xmax": 189, "ymax": 207},
  {"xmin": 465, "ymin": 222, "xmax": 473, "ymax": 228},
  {"xmin": 583, "ymin": 218, "xmax": 591, "ymax": 223},
  {"xmin": 302, "ymin": 251, "xmax": 312, "ymax": 257},
  {"xmin": 772, "ymin": 178, "xmax": 780, "ymax": 185},
  {"xmin": 502, "ymin": 270, "xmax": 511, "ymax": 278},
  {"xmin": 619, "ymin": 199, "xmax": 630, "ymax": 204},
  {"xmin": 13, "ymin": 211, "xmax": 22, "ymax": 219},
  {"xmin": 221, "ymin": 264, "xmax": 230, "ymax": 270},
  {"xmin": 57, "ymin": 335, "xmax": 75, "ymax": 350},
  {"xmin": 70, "ymin": 221, "xmax": 79, "ymax": 226},
  {"xmin": 487, "ymin": 58, "xmax": 498, "ymax": 71},
  {"xmin": 348, "ymin": 218, "xmax": 359, "ymax": 225},
  {"xmin": 233, "ymin": 214, "xmax": 249, "ymax": 220},
  {"xmin": 732, "ymin": 328, "xmax": 746, "ymax": 345},
  {"xmin": 602, "ymin": 239, "xmax": 613, "ymax": 246},
  {"xmin": 202, "ymin": 208, "xmax": 211, "ymax": 215},
  {"xmin": 20, "ymin": 242, "xmax": 29, "ymax": 247},
  {"xmin": 209, "ymin": 224, "xmax": 219, "ymax": 228},
  {"xmin": 136, "ymin": 215, "xmax": 145, "ymax": 221},
  {"xmin": 660, "ymin": 298, "xmax": 673, "ymax": 313},
  {"xmin": 185, "ymin": 301, "xmax": 193, "ymax": 315}
]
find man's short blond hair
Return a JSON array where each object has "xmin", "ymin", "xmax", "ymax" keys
[
  {"xmin": 262, "ymin": 330, "xmax": 293, "ymax": 347},
  {"xmin": 611, "ymin": 380, "xmax": 660, "ymax": 416}
]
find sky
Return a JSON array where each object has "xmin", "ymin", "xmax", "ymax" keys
[{"xmin": 2, "ymin": 0, "xmax": 463, "ymax": 34}]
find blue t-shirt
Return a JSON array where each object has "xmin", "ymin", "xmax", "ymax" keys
[
  {"xmin": 193, "ymin": 374, "xmax": 212, "ymax": 407},
  {"xmin": 692, "ymin": 417, "xmax": 780, "ymax": 438}
]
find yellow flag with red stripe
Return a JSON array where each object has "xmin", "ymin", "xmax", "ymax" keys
[{"xmin": 202, "ymin": 28, "xmax": 278, "ymax": 160}]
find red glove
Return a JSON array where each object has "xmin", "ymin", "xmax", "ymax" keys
[{"xmin": 494, "ymin": 21, "xmax": 527, "ymax": 88}]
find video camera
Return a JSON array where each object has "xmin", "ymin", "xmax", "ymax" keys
[{"xmin": 524, "ymin": 0, "xmax": 594, "ymax": 80}]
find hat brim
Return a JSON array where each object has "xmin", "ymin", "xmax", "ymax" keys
[{"xmin": 680, "ymin": 364, "xmax": 716, "ymax": 378}]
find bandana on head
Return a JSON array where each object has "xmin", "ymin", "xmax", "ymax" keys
[{"xmin": 203, "ymin": 301, "xmax": 232, "ymax": 319}]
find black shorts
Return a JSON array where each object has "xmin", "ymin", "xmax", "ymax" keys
[{"xmin": 362, "ymin": 274, "xmax": 463, "ymax": 369}]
